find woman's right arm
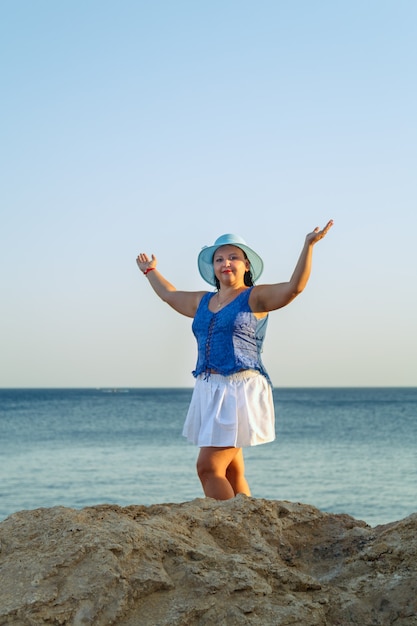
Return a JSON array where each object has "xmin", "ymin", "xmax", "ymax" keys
[{"xmin": 136, "ymin": 253, "xmax": 206, "ymax": 318}]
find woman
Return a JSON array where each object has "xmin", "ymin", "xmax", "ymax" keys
[{"xmin": 136, "ymin": 220, "xmax": 333, "ymax": 500}]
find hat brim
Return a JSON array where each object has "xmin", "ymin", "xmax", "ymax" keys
[{"xmin": 198, "ymin": 242, "xmax": 264, "ymax": 286}]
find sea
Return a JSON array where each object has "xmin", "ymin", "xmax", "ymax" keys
[{"xmin": 1, "ymin": 387, "xmax": 416, "ymax": 528}]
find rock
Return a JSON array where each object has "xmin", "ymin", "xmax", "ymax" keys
[{"xmin": 0, "ymin": 496, "xmax": 416, "ymax": 625}]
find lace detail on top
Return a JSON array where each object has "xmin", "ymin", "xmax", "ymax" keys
[{"xmin": 191, "ymin": 287, "xmax": 272, "ymax": 385}]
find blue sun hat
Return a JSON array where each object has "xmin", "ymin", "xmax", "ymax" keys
[{"xmin": 197, "ymin": 233, "xmax": 264, "ymax": 286}]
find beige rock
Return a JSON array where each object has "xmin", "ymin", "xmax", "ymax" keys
[{"xmin": 0, "ymin": 496, "xmax": 416, "ymax": 625}]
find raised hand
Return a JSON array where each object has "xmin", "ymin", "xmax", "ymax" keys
[
  {"xmin": 305, "ymin": 220, "xmax": 334, "ymax": 245},
  {"xmin": 136, "ymin": 252, "xmax": 157, "ymax": 274}
]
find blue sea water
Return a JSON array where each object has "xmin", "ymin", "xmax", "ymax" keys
[{"xmin": 1, "ymin": 387, "xmax": 416, "ymax": 527}]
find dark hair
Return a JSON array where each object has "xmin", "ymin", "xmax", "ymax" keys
[{"xmin": 213, "ymin": 250, "xmax": 254, "ymax": 290}]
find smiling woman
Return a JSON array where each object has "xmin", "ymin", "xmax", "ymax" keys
[
  {"xmin": 198, "ymin": 233, "xmax": 264, "ymax": 288},
  {"xmin": 136, "ymin": 221, "xmax": 333, "ymax": 502}
]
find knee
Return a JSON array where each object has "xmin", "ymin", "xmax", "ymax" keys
[{"xmin": 196, "ymin": 457, "xmax": 214, "ymax": 482}]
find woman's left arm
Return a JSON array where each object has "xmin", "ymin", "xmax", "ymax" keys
[{"xmin": 251, "ymin": 220, "xmax": 334, "ymax": 312}]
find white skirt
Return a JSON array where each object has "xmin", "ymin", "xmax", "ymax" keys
[{"xmin": 182, "ymin": 370, "xmax": 275, "ymax": 448}]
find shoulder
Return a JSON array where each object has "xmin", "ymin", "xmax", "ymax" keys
[
  {"xmin": 239, "ymin": 287, "xmax": 266, "ymax": 319},
  {"xmin": 194, "ymin": 290, "xmax": 212, "ymax": 309},
  {"xmin": 248, "ymin": 284, "xmax": 269, "ymax": 314},
  {"xmin": 167, "ymin": 289, "xmax": 210, "ymax": 318}
]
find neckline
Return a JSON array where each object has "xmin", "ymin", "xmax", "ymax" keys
[{"xmin": 208, "ymin": 288, "xmax": 250, "ymax": 314}]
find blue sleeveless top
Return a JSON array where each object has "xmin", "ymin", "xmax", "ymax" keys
[{"xmin": 192, "ymin": 287, "xmax": 271, "ymax": 385}]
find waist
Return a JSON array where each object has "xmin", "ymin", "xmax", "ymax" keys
[{"xmin": 198, "ymin": 369, "xmax": 261, "ymax": 382}]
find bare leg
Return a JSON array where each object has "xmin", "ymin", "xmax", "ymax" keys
[
  {"xmin": 226, "ymin": 448, "xmax": 251, "ymax": 496},
  {"xmin": 196, "ymin": 447, "xmax": 251, "ymax": 500}
]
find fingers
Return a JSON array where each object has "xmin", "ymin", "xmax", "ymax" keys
[
  {"xmin": 136, "ymin": 252, "xmax": 157, "ymax": 275},
  {"xmin": 317, "ymin": 219, "xmax": 334, "ymax": 238},
  {"xmin": 306, "ymin": 219, "xmax": 333, "ymax": 245},
  {"xmin": 137, "ymin": 253, "xmax": 149, "ymax": 263}
]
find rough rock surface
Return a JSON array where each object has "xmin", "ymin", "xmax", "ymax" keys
[{"xmin": 0, "ymin": 496, "xmax": 416, "ymax": 625}]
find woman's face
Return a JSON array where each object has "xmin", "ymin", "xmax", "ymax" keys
[{"xmin": 212, "ymin": 245, "xmax": 250, "ymax": 284}]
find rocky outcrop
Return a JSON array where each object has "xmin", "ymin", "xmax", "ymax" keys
[{"xmin": 0, "ymin": 497, "xmax": 416, "ymax": 625}]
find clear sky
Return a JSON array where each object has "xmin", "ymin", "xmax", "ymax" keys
[{"xmin": 1, "ymin": 1, "xmax": 416, "ymax": 388}]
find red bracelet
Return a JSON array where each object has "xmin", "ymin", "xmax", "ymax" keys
[{"xmin": 143, "ymin": 267, "xmax": 156, "ymax": 276}]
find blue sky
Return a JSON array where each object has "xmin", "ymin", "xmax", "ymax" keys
[{"xmin": 1, "ymin": 1, "xmax": 416, "ymax": 387}]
